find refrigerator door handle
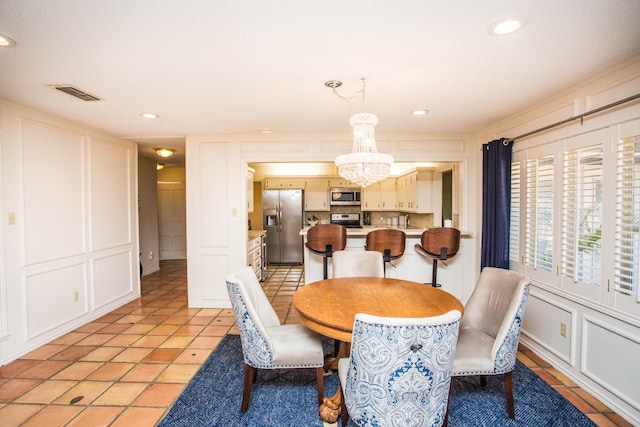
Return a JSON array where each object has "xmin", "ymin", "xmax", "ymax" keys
[{"xmin": 278, "ymin": 201, "xmax": 283, "ymax": 232}]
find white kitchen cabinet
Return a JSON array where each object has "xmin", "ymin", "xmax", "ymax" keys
[
  {"xmin": 247, "ymin": 235, "xmax": 262, "ymax": 280},
  {"xmin": 329, "ymin": 178, "xmax": 358, "ymax": 188},
  {"xmin": 397, "ymin": 168, "xmax": 434, "ymax": 213},
  {"xmin": 264, "ymin": 178, "xmax": 306, "ymax": 189},
  {"xmin": 247, "ymin": 167, "xmax": 255, "ymax": 213},
  {"xmin": 362, "ymin": 178, "xmax": 396, "ymax": 211},
  {"xmin": 304, "ymin": 178, "xmax": 330, "ymax": 211}
]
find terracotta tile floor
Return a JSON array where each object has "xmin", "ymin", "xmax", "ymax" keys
[{"xmin": 0, "ymin": 260, "xmax": 632, "ymax": 426}]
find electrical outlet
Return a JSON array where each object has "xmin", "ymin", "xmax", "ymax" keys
[
  {"xmin": 149, "ymin": 251, "xmax": 154, "ymax": 260},
  {"xmin": 74, "ymin": 291, "xmax": 79, "ymax": 302},
  {"xmin": 560, "ymin": 322, "xmax": 567, "ymax": 337}
]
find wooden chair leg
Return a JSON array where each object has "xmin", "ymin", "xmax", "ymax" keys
[
  {"xmin": 315, "ymin": 367, "xmax": 324, "ymax": 405},
  {"xmin": 443, "ymin": 387, "xmax": 451, "ymax": 427},
  {"xmin": 480, "ymin": 375, "xmax": 487, "ymax": 386},
  {"xmin": 241, "ymin": 363, "xmax": 256, "ymax": 413},
  {"xmin": 340, "ymin": 385, "xmax": 348, "ymax": 426},
  {"xmin": 504, "ymin": 370, "xmax": 515, "ymax": 419}
]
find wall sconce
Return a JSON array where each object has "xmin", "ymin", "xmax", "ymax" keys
[
  {"xmin": 155, "ymin": 148, "xmax": 175, "ymax": 158},
  {"xmin": 157, "ymin": 163, "xmax": 165, "ymax": 170}
]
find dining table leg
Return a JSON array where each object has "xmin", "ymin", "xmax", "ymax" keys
[
  {"xmin": 319, "ymin": 386, "xmax": 342, "ymax": 423},
  {"xmin": 318, "ymin": 341, "xmax": 350, "ymax": 423}
]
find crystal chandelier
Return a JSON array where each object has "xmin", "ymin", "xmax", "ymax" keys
[
  {"xmin": 335, "ymin": 112, "xmax": 393, "ymax": 187},
  {"xmin": 328, "ymin": 78, "xmax": 393, "ymax": 187}
]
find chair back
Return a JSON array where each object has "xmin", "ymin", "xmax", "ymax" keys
[
  {"xmin": 343, "ymin": 311, "xmax": 461, "ymax": 427},
  {"xmin": 461, "ymin": 267, "xmax": 530, "ymax": 372},
  {"xmin": 365, "ymin": 229, "xmax": 406, "ymax": 261},
  {"xmin": 305, "ymin": 224, "xmax": 347, "ymax": 255},
  {"xmin": 419, "ymin": 228, "xmax": 461, "ymax": 259},
  {"xmin": 226, "ymin": 266, "xmax": 281, "ymax": 367},
  {"xmin": 332, "ymin": 250, "xmax": 384, "ymax": 278}
]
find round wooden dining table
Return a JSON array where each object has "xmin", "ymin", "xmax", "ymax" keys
[
  {"xmin": 293, "ymin": 276, "xmax": 463, "ymax": 342},
  {"xmin": 292, "ymin": 277, "xmax": 464, "ymax": 423}
]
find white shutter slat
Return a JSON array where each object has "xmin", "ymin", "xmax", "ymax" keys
[{"xmin": 614, "ymin": 136, "xmax": 640, "ymax": 299}]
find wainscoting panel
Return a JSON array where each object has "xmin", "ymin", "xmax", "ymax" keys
[
  {"xmin": 25, "ymin": 263, "xmax": 87, "ymax": 339},
  {"xmin": 22, "ymin": 120, "xmax": 85, "ymax": 264},
  {"xmin": 521, "ymin": 290, "xmax": 575, "ymax": 364},
  {"xmin": 90, "ymin": 138, "xmax": 132, "ymax": 250},
  {"xmin": 92, "ymin": 250, "xmax": 134, "ymax": 309},
  {"xmin": 581, "ymin": 315, "xmax": 640, "ymax": 410},
  {"xmin": 199, "ymin": 142, "xmax": 229, "ymax": 248},
  {"xmin": 201, "ymin": 253, "xmax": 230, "ymax": 306},
  {"xmin": 397, "ymin": 139, "xmax": 465, "ymax": 153}
]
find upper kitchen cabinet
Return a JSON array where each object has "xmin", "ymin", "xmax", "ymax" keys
[
  {"xmin": 264, "ymin": 178, "xmax": 306, "ymax": 189},
  {"xmin": 362, "ymin": 178, "xmax": 396, "ymax": 211},
  {"xmin": 304, "ymin": 178, "xmax": 330, "ymax": 211},
  {"xmin": 247, "ymin": 167, "xmax": 255, "ymax": 213},
  {"xmin": 397, "ymin": 168, "xmax": 434, "ymax": 214},
  {"xmin": 329, "ymin": 178, "xmax": 358, "ymax": 188}
]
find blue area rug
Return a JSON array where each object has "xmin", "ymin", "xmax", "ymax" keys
[{"xmin": 158, "ymin": 335, "xmax": 595, "ymax": 426}]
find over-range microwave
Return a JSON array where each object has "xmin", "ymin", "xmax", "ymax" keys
[{"xmin": 330, "ymin": 187, "xmax": 361, "ymax": 206}]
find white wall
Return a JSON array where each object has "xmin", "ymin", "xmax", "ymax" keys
[
  {"xmin": 477, "ymin": 55, "xmax": 640, "ymax": 425},
  {"xmin": 0, "ymin": 100, "xmax": 140, "ymax": 364},
  {"xmin": 138, "ymin": 156, "xmax": 160, "ymax": 276},
  {"xmin": 185, "ymin": 132, "xmax": 480, "ymax": 307}
]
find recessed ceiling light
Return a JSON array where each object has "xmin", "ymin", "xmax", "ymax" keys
[
  {"xmin": 0, "ymin": 33, "xmax": 17, "ymax": 48},
  {"xmin": 412, "ymin": 109, "xmax": 429, "ymax": 116},
  {"xmin": 488, "ymin": 17, "xmax": 527, "ymax": 36},
  {"xmin": 141, "ymin": 112, "xmax": 159, "ymax": 119},
  {"xmin": 260, "ymin": 129, "xmax": 272, "ymax": 134}
]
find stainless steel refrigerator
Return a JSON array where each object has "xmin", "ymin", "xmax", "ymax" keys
[{"xmin": 263, "ymin": 189, "xmax": 304, "ymax": 264}]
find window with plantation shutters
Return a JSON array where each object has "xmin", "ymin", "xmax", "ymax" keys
[
  {"xmin": 525, "ymin": 155, "xmax": 554, "ymax": 273},
  {"xmin": 561, "ymin": 145, "xmax": 602, "ymax": 287},
  {"xmin": 614, "ymin": 135, "xmax": 640, "ymax": 300},
  {"xmin": 510, "ymin": 161, "xmax": 520, "ymax": 266}
]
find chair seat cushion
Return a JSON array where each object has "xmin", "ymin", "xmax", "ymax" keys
[
  {"xmin": 452, "ymin": 328, "xmax": 495, "ymax": 375},
  {"xmin": 267, "ymin": 324, "xmax": 325, "ymax": 368}
]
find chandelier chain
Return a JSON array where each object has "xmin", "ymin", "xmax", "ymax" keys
[{"xmin": 330, "ymin": 77, "xmax": 367, "ymax": 105}]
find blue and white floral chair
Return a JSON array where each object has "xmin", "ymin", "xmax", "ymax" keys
[
  {"xmin": 338, "ymin": 310, "xmax": 462, "ymax": 427},
  {"xmin": 226, "ymin": 266, "xmax": 325, "ymax": 413},
  {"xmin": 451, "ymin": 267, "xmax": 531, "ymax": 419}
]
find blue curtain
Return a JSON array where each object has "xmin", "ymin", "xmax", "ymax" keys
[{"xmin": 481, "ymin": 138, "xmax": 513, "ymax": 269}]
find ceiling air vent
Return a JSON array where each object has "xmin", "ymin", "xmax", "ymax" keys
[{"xmin": 50, "ymin": 85, "xmax": 102, "ymax": 101}]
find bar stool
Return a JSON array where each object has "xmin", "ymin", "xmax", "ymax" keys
[
  {"xmin": 414, "ymin": 228, "xmax": 461, "ymax": 287},
  {"xmin": 365, "ymin": 229, "xmax": 406, "ymax": 277},
  {"xmin": 305, "ymin": 224, "xmax": 347, "ymax": 279}
]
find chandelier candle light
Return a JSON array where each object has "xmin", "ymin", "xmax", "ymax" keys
[{"xmin": 335, "ymin": 112, "xmax": 393, "ymax": 187}]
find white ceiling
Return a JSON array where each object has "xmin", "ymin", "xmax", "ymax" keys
[{"xmin": 1, "ymin": 0, "xmax": 639, "ymax": 166}]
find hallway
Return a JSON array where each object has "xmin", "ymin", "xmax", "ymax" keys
[{"xmin": 0, "ymin": 260, "xmax": 631, "ymax": 426}]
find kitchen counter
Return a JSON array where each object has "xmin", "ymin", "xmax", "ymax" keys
[{"xmin": 248, "ymin": 229, "xmax": 266, "ymax": 240}]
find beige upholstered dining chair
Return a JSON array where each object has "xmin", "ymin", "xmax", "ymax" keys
[
  {"xmin": 451, "ymin": 267, "xmax": 531, "ymax": 419},
  {"xmin": 332, "ymin": 250, "xmax": 384, "ymax": 278},
  {"xmin": 226, "ymin": 266, "xmax": 325, "ymax": 413},
  {"xmin": 339, "ymin": 311, "xmax": 462, "ymax": 427}
]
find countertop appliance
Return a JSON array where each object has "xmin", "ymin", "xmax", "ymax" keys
[
  {"xmin": 330, "ymin": 187, "xmax": 361, "ymax": 206},
  {"xmin": 263, "ymin": 189, "xmax": 304, "ymax": 264},
  {"xmin": 330, "ymin": 213, "xmax": 362, "ymax": 228}
]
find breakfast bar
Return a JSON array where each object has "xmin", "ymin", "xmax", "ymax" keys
[{"xmin": 300, "ymin": 226, "xmax": 472, "ymax": 299}]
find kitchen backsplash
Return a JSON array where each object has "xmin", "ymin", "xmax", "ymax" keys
[{"xmin": 305, "ymin": 207, "xmax": 436, "ymax": 228}]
